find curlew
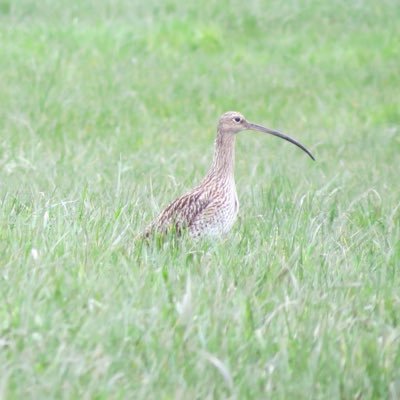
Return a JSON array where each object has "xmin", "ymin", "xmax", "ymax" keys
[{"xmin": 142, "ymin": 111, "xmax": 314, "ymax": 239}]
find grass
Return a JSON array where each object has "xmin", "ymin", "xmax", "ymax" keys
[{"xmin": 1, "ymin": 0, "xmax": 399, "ymax": 398}]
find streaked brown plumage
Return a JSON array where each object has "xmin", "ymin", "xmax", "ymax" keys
[{"xmin": 142, "ymin": 111, "xmax": 314, "ymax": 239}]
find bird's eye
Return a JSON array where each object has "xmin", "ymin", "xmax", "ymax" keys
[{"xmin": 234, "ymin": 116, "xmax": 241, "ymax": 123}]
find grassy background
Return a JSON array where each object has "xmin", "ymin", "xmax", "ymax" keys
[{"xmin": 1, "ymin": 0, "xmax": 399, "ymax": 398}]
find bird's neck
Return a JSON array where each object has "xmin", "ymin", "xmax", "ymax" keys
[{"xmin": 206, "ymin": 130, "xmax": 236, "ymax": 180}]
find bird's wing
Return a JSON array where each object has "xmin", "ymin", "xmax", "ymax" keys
[
  {"xmin": 187, "ymin": 197, "xmax": 225, "ymax": 238},
  {"xmin": 143, "ymin": 189, "xmax": 212, "ymax": 237}
]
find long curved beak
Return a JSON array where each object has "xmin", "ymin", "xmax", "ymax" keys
[{"xmin": 246, "ymin": 122, "xmax": 315, "ymax": 161}]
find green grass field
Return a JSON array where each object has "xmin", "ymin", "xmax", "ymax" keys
[{"xmin": 1, "ymin": 0, "xmax": 400, "ymax": 398}]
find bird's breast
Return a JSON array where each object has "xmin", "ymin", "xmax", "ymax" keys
[{"xmin": 209, "ymin": 185, "xmax": 239, "ymax": 236}]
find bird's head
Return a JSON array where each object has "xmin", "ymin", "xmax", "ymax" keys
[
  {"xmin": 218, "ymin": 111, "xmax": 315, "ymax": 160},
  {"xmin": 218, "ymin": 111, "xmax": 248, "ymax": 134}
]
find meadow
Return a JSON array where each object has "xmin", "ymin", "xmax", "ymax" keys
[{"xmin": 1, "ymin": 0, "xmax": 399, "ymax": 398}]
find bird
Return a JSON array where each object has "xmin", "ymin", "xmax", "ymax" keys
[{"xmin": 141, "ymin": 111, "xmax": 314, "ymax": 239}]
